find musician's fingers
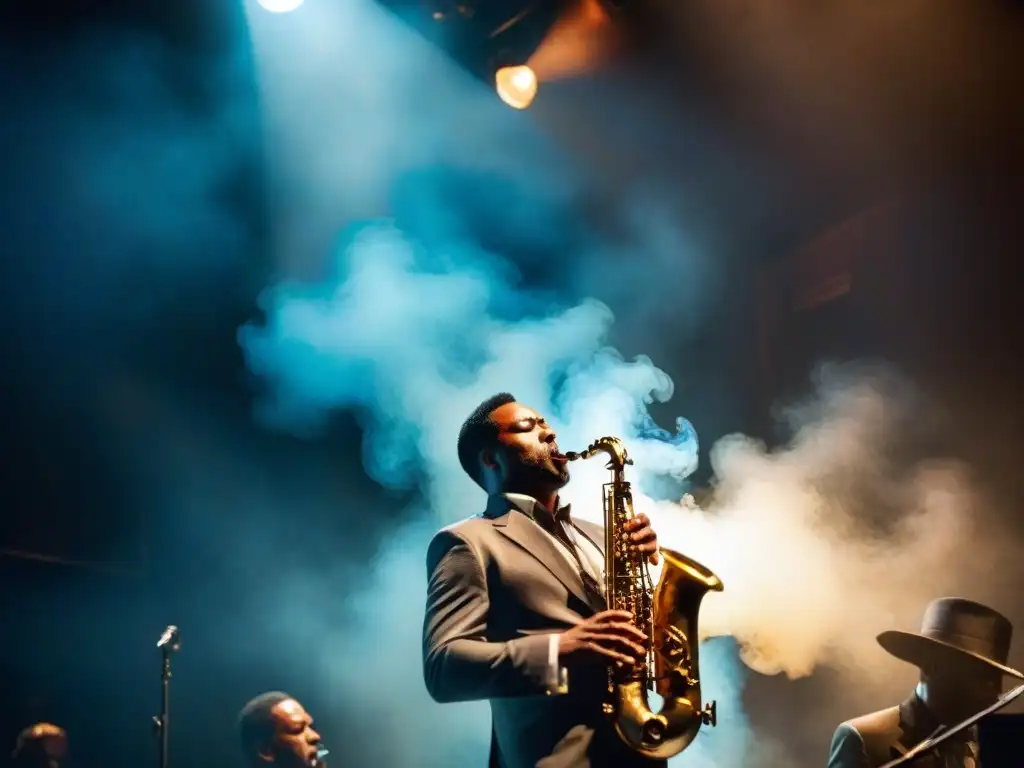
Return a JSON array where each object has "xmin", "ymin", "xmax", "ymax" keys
[
  {"xmin": 586, "ymin": 632, "xmax": 646, "ymax": 660},
  {"xmin": 586, "ymin": 641, "xmax": 635, "ymax": 666},
  {"xmin": 631, "ymin": 527, "xmax": 657, "ymax": 546},
  {"xmin": 624, "ymin": 514, "xmax": 649, "ymax": 531},
  {"xmin": 604, "ymin": 622, "xmax": 648, "ymax": 643},
  {"xmin": 591, "ymin": 609, "xmax": 635, "ymax": 624},
  {"xmin": 635, "ymin": 538, "xmax": 658, "ymax": 553},
  {"xmin": 648, "ymin": 551, "xmax": 661, "ymax": 566}
]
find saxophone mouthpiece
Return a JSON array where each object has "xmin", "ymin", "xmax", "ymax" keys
[{"xmin": 563, "ymin": 451, "xmax": 582, "ymax": 461}]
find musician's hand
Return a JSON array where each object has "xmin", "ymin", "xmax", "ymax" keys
[
  {"xmin": 624, "ymin": 513, "xmax": 660, "ymax": 565},
  {"xmin": 558, "ymin": 610, "xmax": 647, "ymax": 667}
]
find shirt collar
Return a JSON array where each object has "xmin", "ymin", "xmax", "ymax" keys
[{"xmin": 494, "ymin": 492, "xmax": 572, "ymax": 523}]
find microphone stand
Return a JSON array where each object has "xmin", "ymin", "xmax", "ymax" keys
[{"xmin": 153, "ymin": 625, "xmax": 181, "ymax": 768}]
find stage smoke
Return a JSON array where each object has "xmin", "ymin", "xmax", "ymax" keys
[
  {"xmin": 239, "ymin": 1, "xmax": 1021, "ymax": 765},
  {"xmin": 656, "ymin": 362, "xmax": 1021, "ymax": 689}
]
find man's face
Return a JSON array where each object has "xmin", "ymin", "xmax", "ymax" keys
[
  {"xmin": 955, "ymin": 664, "xmax": 1003, "ymax": 712},
  {"xmin": 264, "ymin": 699, "xmax": 322, "ymax": 768},
  {"xmin": 929, "ymin": 661, "xmax": 1003, "ymax": 719},
  {"xmin": 487, "ymin": 402, "xmax": 570, "ymax": 490}
]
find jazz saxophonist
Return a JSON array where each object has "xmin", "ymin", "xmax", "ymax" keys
[{"xmin": 423, "ymin": 393, "xmax": 671, "ymax": 768}]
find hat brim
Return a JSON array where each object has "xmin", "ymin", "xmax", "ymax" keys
[{"xmin": 877, "ymin": 630, "xmax": 1024, "ymax": 680}]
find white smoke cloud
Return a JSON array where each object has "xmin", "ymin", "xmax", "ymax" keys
[
  {"xmin": 665, "ymin": 364, "xmax": 1020, "ymax": 705},
  {"xmin": 647, "ymin": 364, "xmax": 1004, "ymax": 682},
  {"xmin": 240, "ymin": 224, "xmax": 690, "ymax": 516}
]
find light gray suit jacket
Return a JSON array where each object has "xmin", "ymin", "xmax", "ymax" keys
[{"xmin": 422, "ymin": 496, "xmax": 667, "ymax": 768}]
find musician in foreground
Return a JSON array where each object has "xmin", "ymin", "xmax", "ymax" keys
[
  {"xmin": 238, "ymin": 691, "xmax": 328, "ymax": 768},
  {"xmin": 422, "ymin": 393, "xmax": 665, "ymax": 768},
  {"xmin": 827, "ymin": 597, "xmax": 1024, "ymax": 768}
]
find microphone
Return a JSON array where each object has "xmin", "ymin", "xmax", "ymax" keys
[{"xmin": 156, "ymin": 625, "xmax": 180, "ymax": 652}]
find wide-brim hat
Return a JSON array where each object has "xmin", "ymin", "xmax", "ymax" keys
[{"xmin": 877, "ymin": 597, "xmax": 1024, "ymax": 679}]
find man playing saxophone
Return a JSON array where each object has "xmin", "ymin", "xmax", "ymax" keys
[{"xmin": 422, "ymin": 393, "xmax": 665, "ymax": 768}]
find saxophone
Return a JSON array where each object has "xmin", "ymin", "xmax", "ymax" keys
[{"xmin": 563, "ymin": 436, "xmax": 723, "ymax": 760}]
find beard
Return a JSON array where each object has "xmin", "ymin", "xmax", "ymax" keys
[
  {"xmin": 506, "ymin": 454, "xmax": 569, "ymax": 490},
  {"xmin": 552, "ymin": 461, "xmax": 570, "ymax": 486}
]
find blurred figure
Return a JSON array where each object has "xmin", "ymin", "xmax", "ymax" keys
[
  {"xmin": 827, "ymin": 597, "xmax": 1023, "ymax": 768},
  {"xmin": 238, "ymin": 692, "xmax": 326, "ymax": 768},
  {"xmin": 10, "ymin": 723, "xmax": 68, "ymax": 768}
]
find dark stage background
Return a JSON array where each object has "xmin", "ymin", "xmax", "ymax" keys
[{"xmin": 1, "ymin": 0, "xmax": 1022, "ymax": 766}]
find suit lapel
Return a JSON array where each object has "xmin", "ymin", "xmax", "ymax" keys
[
  {"xmin": 894, "ymin": 695, "xmax": 945, "ymax": 767},
  {"xmin": 572, "ymin": 519, "xmax": 605, "ymax": 558},
  {"xmin": 490, "ymin": 505, "xmax": 593, "ymax": 608}
]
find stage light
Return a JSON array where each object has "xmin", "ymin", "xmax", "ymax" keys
[
  {"xmin": 495, "ymin": 65, "xmax": 538, "ymax": 109},
  {"xmin": 258, "ymin": 0, "xmax": 304, "ymax": 13}
]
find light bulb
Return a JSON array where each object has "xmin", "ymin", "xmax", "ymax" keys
[{"xmin": 495, "ymin": 65, "xmax": 538, "ymax": 110}]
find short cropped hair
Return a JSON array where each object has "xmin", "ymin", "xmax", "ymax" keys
[
  {"xmin": 238, "ymin": 691, "xmax": 292, "ymax": 759},
  {"xmin": 12, "ymin": 723, "xmax": 66, "ymax": 764},
  {"xmin": 457, "ymin": 393, "xmax": 516, "ymax": 487}
]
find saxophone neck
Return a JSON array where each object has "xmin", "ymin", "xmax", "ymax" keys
[{"xmin": 563, "ymin": 436, "xmax": 633, "ymax": 470}]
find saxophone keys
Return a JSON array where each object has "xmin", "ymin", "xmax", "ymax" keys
[{"xmin": 701, "ymin": 701, "xmax": 718, "ymax": 727}]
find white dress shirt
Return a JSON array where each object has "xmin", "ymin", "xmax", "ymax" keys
[{"xmin": 501, "ymin": 493, "xmax": 606, "ymax": 695}]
